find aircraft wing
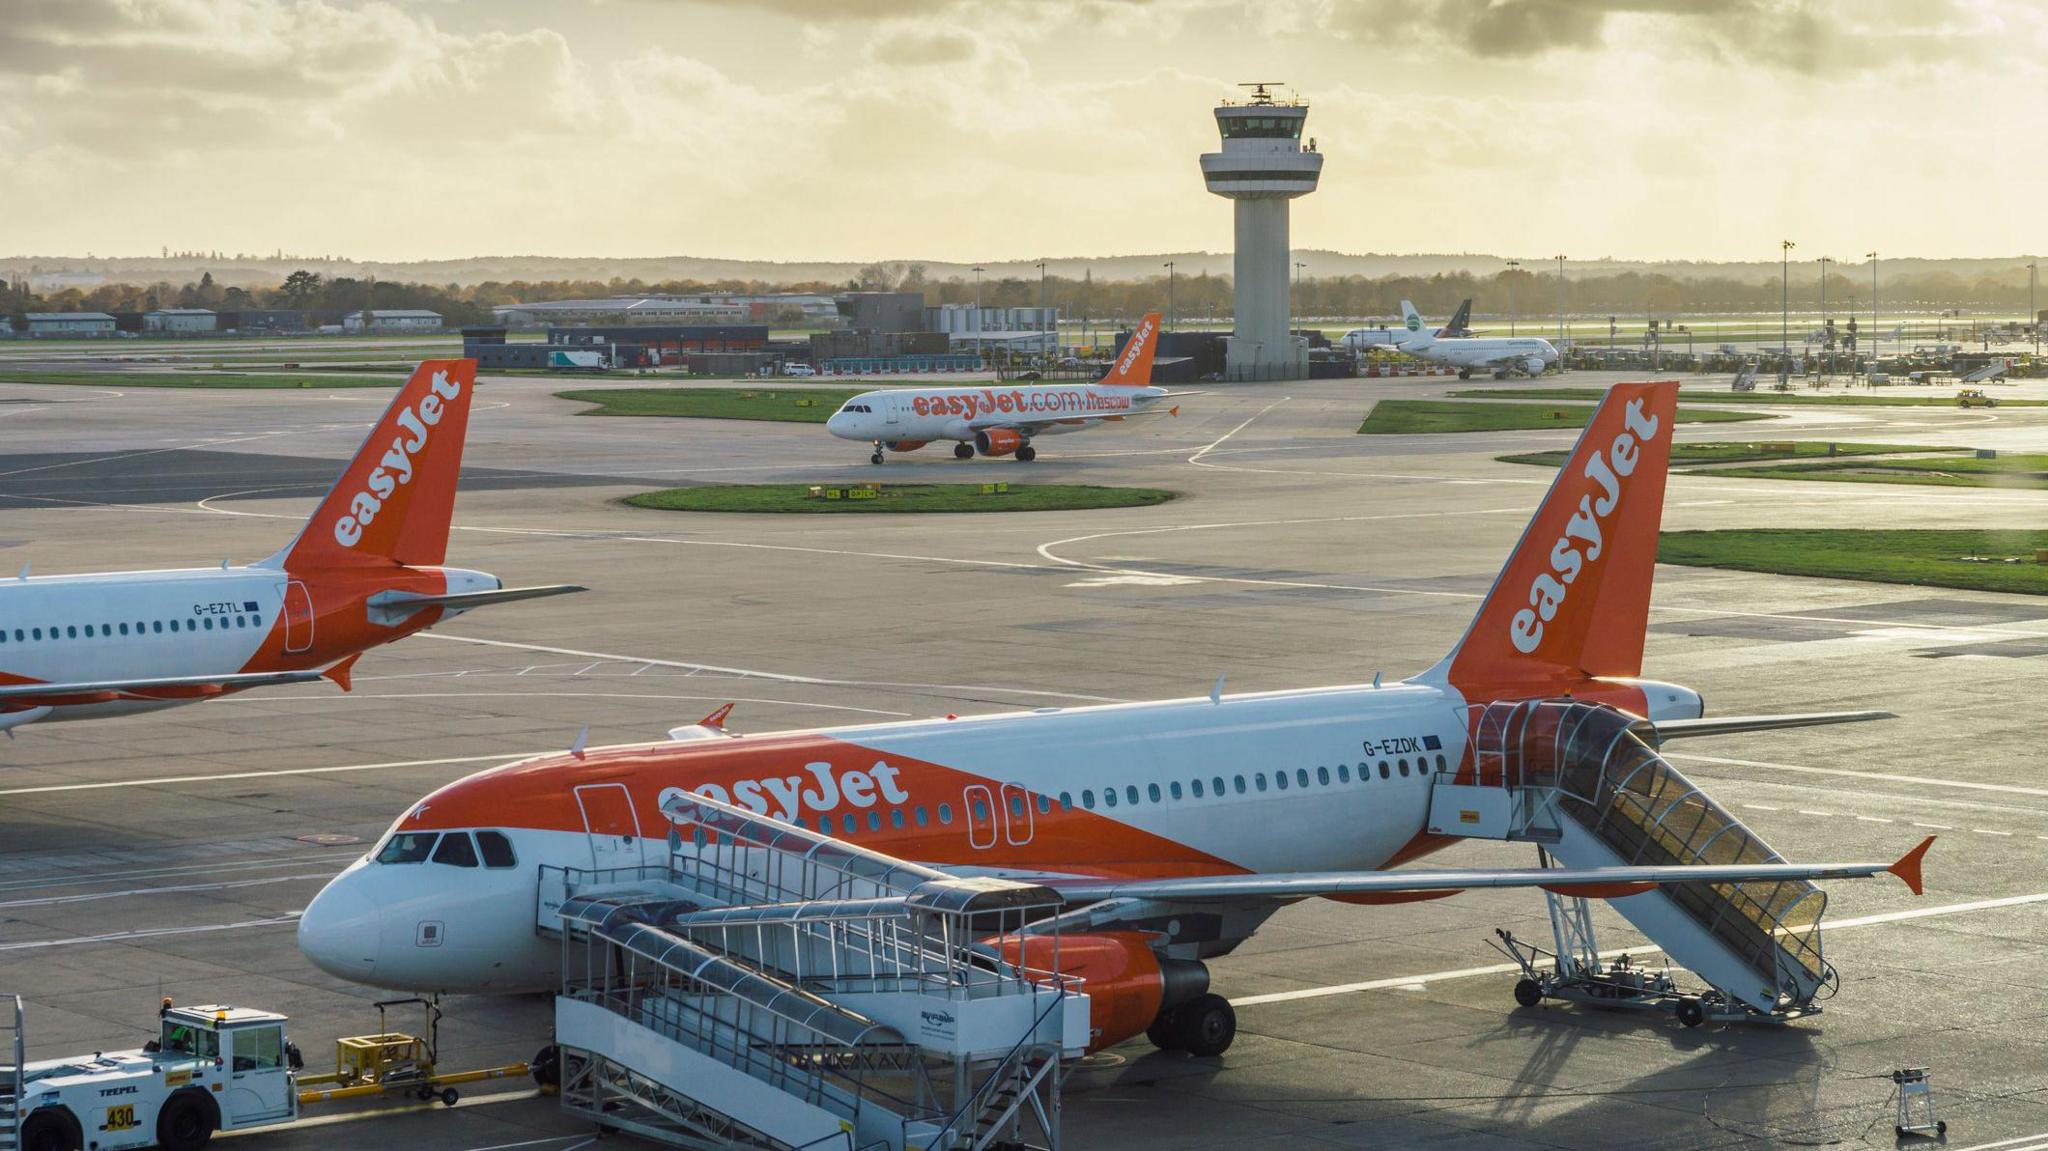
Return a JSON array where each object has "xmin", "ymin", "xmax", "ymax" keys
[
  {"xmin": 1049, "ymin": 837, "xmax": 1933, "ymax": 904},
  {"xmin": 1652, "ymin": 710, "xmax": 1894, "ymax": 740},
  {"xmin": 0, "ymin": 656, "xmax": 360, "ymax": 706},
  {"xmin": 967, "ymin": 405, "xmax": 1185, "ymax": 433}
]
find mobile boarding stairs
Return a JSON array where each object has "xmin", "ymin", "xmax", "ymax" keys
[
  {"xmin": 535, "ymin": 792, "xmax": 1090, "ymax": 1151},
  {"xmin": 1429, "ymin": 699, "xmax": 1836, "ymax": 1027}
]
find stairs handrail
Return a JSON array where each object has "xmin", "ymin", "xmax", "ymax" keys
[{"xmin": 917, "ymin": 981, "xmax": 1068, "ymax": 1151}]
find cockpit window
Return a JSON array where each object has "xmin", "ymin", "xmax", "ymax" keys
[
  {"xmin": 431, "ymin": 832, "xmax": 479, "ymax": 868},
  {"xmin": 838, "ymin": 403, "xmax": 873, "ymax": 414},
  {"xmin": 476, "ymin": 830, "xmax": 518, "ymax": 869},
  {"xmin": 375, "ymin": 832, "xmax": 437, "ymax": 864}
]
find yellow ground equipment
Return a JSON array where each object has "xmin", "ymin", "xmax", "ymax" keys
[
  {"xmin": 1957, "ymin": 389, "xmax": 1999, "ymax": 408},
  {"xmin": 296, "ymin": 998, "xmax": 529, "ymax": 1108}
]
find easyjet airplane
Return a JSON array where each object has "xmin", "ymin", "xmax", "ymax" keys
[
  {"xmin": 299, "ymin": 381, "xmax": 1927, "ymax": 1057},
  {"xmin": 825, "ymin": 312, "xmax": 1191, "ymax": 463},
  {"xmin": 0, "ymin": 359, "xmax": 580, "ymax": 731}
]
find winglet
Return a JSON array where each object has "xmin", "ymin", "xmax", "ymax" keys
[
  {"xmin": 699, "ymin": 702, "xmax": 734, "ymax": 731},
  {"xmin": 321, "ymin": 654, "xmax": 360, "ymax": 692},
  {"xmin": 570, "ymin": 725, "xmax": 589, "ymax": 761},
  {"xmin": 1888, "ymin": 835, "xmax": 1934, "ymax": 896},
  {"xmin": 1169, "ymin": 405, "xmax": 1180, "ymax": 417}
]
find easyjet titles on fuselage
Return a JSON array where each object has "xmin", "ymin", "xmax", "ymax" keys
[
  {"xmin": 909, "ymin": 387, "xmax": 1135, "ymax": 421},
  {"xmin": 657, "ymin": 759, "xmax": 914, "ymax": 825}
]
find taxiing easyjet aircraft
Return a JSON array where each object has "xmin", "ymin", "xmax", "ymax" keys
[
  {"xmin": 0, "ymin": 359, "xmax": 581, "ymax": 731},
  {"xmin": 300, "ymin": 381, "xmax": 1927, "ymax": 1056},
  {"xmin": 825, "ymin": 312, "xmax": 1190, "ymax": 463}
]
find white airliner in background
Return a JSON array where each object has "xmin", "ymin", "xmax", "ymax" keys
[
  {"xmin": 1395, "ymin": 299, "xmax": 1559, "ymax": 379},
  {"xmin": 825, "ymin": 312, "xmax": 1190, "ymax": 463},
  {"xmin": 301, "ymin": 381, "xmax": 1927, "ymax": 1060},
  {"xmin": 0, "ymin": 359, "xmax": 580, "ymax": 732}
]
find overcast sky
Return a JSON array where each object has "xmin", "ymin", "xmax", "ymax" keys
[{"xmin": 2, "ymin": 0, "xmax": 2038, "ymax": 263}]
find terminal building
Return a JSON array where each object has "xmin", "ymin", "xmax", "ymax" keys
[
  {"xmin": 343, "ymin": 309, "xmax": 443, "ymax": 333},
  {"xmin": 144, "ymin": 307, "xmax": 217, "ymax": 334}
]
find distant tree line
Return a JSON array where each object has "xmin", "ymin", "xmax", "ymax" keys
[{"xmin": 4, "ymin": 262, "xmax": 2041, "ymax": 326}]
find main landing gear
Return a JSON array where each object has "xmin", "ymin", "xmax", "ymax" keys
[
  {"xmin": 953, "ymin": 442, "xmax": 975, "ymax": 460},
  {"xmin": 1145, "ymin": 993, "xmax": 1236, "ymax": 1057},
  {"xmin": 1457, "ymin": 368, "xmax": 1472, "ymax": 380},
  {"xmin": 1015, "ymin": 444, "xmax": 1037, "ymax": 462}
]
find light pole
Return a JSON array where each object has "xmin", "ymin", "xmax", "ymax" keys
[
  {"xmin": 1780, "ymin": 240, "xmax": 1796, "ymax": 374},
  {"xmin": 1818, "ymin": 255, "xmax": 1830, "ymax": 375},
  {"xmin": 1505, "ymin": 259, "xmax": 1521, "ymax": 336},
  {"xmin": 1556, "ymin": 254, "xmax": 1566, "ymax": 371},
  {"xmin": 1867, "ymin": 251, "xmax": 1879, "ymax": 368},
  {"xmin": 1162, "ymin": 261, "xmax": 1175, "ymax": 331},
  {"xmin": 1035, "ymin": 259, "xmax": 1049, "ymax": 358},
  {"xmin": 1294, "ymin": 260, "xmax": 1307, "ymax": 343},
  {"xmin": 971, "ymin": 265, "xmax": 985, "ymax": 356},
  {"xmin": 2031, "ymin": 261, "xmax": 2038, "ymax": 356}
]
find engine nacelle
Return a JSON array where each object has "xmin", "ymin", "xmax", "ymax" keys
[
  {"xmin": 1001, "ymin": 931, "xmax": 1173, "ymax": 1052},
  {"xmin": 975, "ymin": 428, "xmax": 1025, "ymax": 458},
  {"xmin": 886, "ymin": 440, "xmax": 928, "ymax": 453},
  {"xmin": 1523, "ymin": 355, "xmax": 1547, "ymax": 375}
]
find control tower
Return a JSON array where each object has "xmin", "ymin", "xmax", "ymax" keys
[{"xmin": 1201, "ymin": 83, "xmax": 1322, "ymax": 381}]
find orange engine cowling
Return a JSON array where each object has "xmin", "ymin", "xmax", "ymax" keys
[
  {"xmin": 999, "ymin": 931, "xmax": 1163, "ymax": 1053},
  {"xmin": 975, "ymin": 428, "xmax": 1024, "ymax": 457},
  {"xmin": 886, "ymin": 440, "xmax": 928, "ymax": 453}
]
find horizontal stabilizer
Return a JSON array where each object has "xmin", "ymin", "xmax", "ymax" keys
[
  {"xmin": 366, "ymin": 583, "xmax": 586, "ymax": 625},
  {"xmin": 1653, "ymin": 710, "xmax": 1895, "ymax": 740}
]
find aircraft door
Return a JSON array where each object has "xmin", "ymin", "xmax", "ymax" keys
[
  {"xmin": 574, "ymin": 783, "xmax": 646, "ymax": 870},
  {"xmin": 283, "ymin": 581, "xmax": 314, "ymax": 654},
  {"xmin": 226, "ymin": 1023, "xmax": 294, "ymax": 1123},
  {"xmin": 1000, "ymin": 782, "xmax": 1035, "ymax": 846},
  {"xmin": 963, "ymin": 784, "xmax": 997, "ymax": 849},
  {"xmin": 885, "ymin": 396, "xmax": 901, "ymax": 426}
]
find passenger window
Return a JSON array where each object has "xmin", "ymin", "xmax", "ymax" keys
[
  {"xmin": 1254, "ymin": 773, "xmax": 1267, "ymax": 792},
  {"xmin": 938, "ymin": 803, "xmax": 954, "ymax": 825},
  {"xmin": 867, "ymin": 811, "xmax": 881, "ymax": 831},
  {"xmin": 153, "ymin": 621, "xmax": 163, "ymax": 634},
  {"xmin": 1008, "ymin": 795, "xmax": 1024, "ymax": 817},
  {"xmin": 1149, "ymin": 783, "xmax": 1163, "ymax": 803},
  {"xmin": 1398, "ymin": 759, "xmax": 1409, "ymax": 777},
  {"xmin": 1191, "ymin": 779, "xmax": 1204, "ymax": 798},
  {"xmin": 1081, "ymin": 790, "xmax": 1095, "ymax": 810},
  {"xmin": 1233, "ymin": 775, "xmax": 1246, "ymax": 794},
  {"xmin": 1036, "ymin": 794, "xmax": 1052, "ymax": 814},
  {"xmin": 432, "ymin": 833, "xmax": 478, "ymax": 867},
  {"xmin": 236, "ymin": 616, "xmax": 247, "ymax": 628},
  {"xmin": 1379, "ymin": 762, "xmax": 1390, "ymax": 779},
  {"xmin": 889, "ymin": 807, "xmax": 903, "ymax": 829},
  {"xmin": 30, "ymin": 628, "xmax": 40, "ymax": 640},
  {"xmin": 1317, "ymin": 767, "xmax": 1330, "ymax": 785},
  {"xmin": 1275, "ymin": 771, "xmax": 1289, "ymax": 791},
  {"xmin": 1169, "ymin": 781, "xmax": 1183, "ymax": 800},
  {"xmin": 1214, "ymin": 776, "xmax": 1226, "ymax": 796},
  {"xmin": 1126, "ymin": 786, "xmax": 1139, "ymax": 805},
  {"xmin": 1297, "ymin": 769, "xmax": 1310, "ymax": 788},
  {"xmin": 1437, "ymin": 754, "xmax": 1448, "ymax": 771},
  {"xmin": 117, "ymin": 623, "xmax": 128, "ymax": 636},
  {"xmin": 843, "ymin": 813, "xmax": 858, "ymax": 835},
  {"xmin": 817, "ymin": 816, "xmax": 832, "ymax": 834},
  {"xmin": 915, "ymin": 806, "xmax": 930, "ymax": 826},
  {"xmin": 203, "ymin": 618, "xmax": 213, "ymax": 631},
  {"xmin": 66, "ymin": 626, "xmax": 76, "ymax": 638},
  {"xmin": 1103, "ymin": 788, "xmax": 1118, "ymax": 808},
  {"xmin": 83, "ymin": 625, "xmax": 94, "ymax": 637},
  {"xmin": 475, "ymin": 831, "xmax": 516, "ymax": 868},
  {"xmin": 376, "ymin": 833, "xmax": 437, "ymax": 864},
  {"xmin": 972, "ymin": 799, "xmax": 989, "ymax": 821},
  {"xmin": 1338, "ymin": 764, "xmax": 1351, "ymax": 783}
]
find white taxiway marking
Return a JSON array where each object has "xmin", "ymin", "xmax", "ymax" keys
[
  {"xmin": 1233, "ymin": 889, "xmax": 2048, "ymax": 1008},
  {"xmin": 0, "ymin": 913, "xmax": 301, "ymax": 952},
  {"xmin": 217, "ymin": 1089, "xmax": 548, "ymax": 1138},
  {"xmin": 0, "ymin": 873, "xmax": 331, "ymax": 910},
  {"xmin": 0, "ymin": 851, "xmax": 361, "ymax": 893},
  {"xmin": 0, "ymin": 750, "xmax": 530, "ymax": 796},
  {"xmin": 1952, "ymin": 1135, "xmax": 2048, "ymax": 1151},
  {"xmin": 1668, "ymin": 751, "xmax": 2048, "ymax": 800}
]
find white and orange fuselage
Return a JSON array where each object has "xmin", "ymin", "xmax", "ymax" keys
[{"xmin": 298, "ymin": 671, "xmax": 1704, "ymax": 995}]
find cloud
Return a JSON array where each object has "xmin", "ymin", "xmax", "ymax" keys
[{"xmin": 870, "ymin": 25, "xmax": 985, "ymax": 66}]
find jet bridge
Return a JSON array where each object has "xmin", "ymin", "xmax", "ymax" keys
[
  {"xmin": 538, "ymin": 793, "xmax": 1088, "ymax": 1151},
  {"xmin": 1428, "ymin": 699, "xmax": 1835, "ymax": 1022}
]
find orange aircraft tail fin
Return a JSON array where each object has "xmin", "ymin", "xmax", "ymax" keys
[
  {"xmin": 1421, "ymin": 380, "xmax": 1679, "ymax": 690},
  {"xmin": 1099, "ymin": 311, "xmax": 1163, "ymax": 387},
  {"xmin": 268, "ymin": 359, "xmax": 478, "ymax": 572}
]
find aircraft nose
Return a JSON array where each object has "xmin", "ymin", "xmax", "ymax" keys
[
  {"xmin": 826, "ymin": 412, "xmax": 850, "ymax": 437},
  {"xmin": 298, "ymin": 873, "xmax": 381, "ymax": 981}
]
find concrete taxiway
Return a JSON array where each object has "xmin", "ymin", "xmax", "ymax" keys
[{"xmin": 5, "ymin": 369, "xmax": 2048, "ymax": 1149}]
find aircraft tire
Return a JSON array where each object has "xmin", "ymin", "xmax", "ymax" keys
[
  {"xmin": 1457, "ymin": 369, "xmax": 1471, "ymax": 380},
  {"xmin": 870, "ymin": 451, "xmax": 884, "ymax": 465},
  {"xmin": 954, "ymin": 442, "xmax": 974, "ymax": 459},
  {"xmin": 1016, "ymin": 445, "xmax": 1037, "ymax": 462},
  {"xmin": 1145, "ymin": 1010, "xmax": 1184, "ymax": 1051},
  {"xmin": 1176, "ymin": 994, "xmax": 1236, "ymax": 1057}
]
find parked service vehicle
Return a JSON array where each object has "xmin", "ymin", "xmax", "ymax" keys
[
  {"xmin": 781, "ymin": 362, "xmax": 816, "ymax": 377},
  {"xmin": 1958, "ymin": 389, "xmax": 1999, "ymax": 408},
  {"xmin": 13, "ymin": 1003, "xmax": 300, "ymax": 1151}
]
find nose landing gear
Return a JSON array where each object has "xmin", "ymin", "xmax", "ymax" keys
[{"xmin": 869, "ymin": 442, "xmax": 885, "ymax": 465}]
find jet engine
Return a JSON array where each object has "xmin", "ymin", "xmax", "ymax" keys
[
  {"xmin": 975, "ymin": 428, "xmax": 1025, "ymax": 457},
  {"xmin": 1523, "ymin": 355, "xmax": 1547, "ymax": 376},
  {"xmin": 1000, "ymin": 931, "xmax": 1208, "ymax": 1052}
]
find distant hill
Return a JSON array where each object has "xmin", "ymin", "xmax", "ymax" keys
[{"xmin": 3, "ymin": 250, "xmax": 2040, "ymax": 290}]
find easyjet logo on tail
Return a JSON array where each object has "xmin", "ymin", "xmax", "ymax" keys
[
  {"xmin": 1116, "ymin": 317, "xmax": 1154, "ymax": 376},
  {"xmin": 1509, "ymin": 397, "xmax": 1662, "ymax": 654},
  {"xmin": 333, "ymin": 369, "xmax": 463, "ymax": 548}
]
